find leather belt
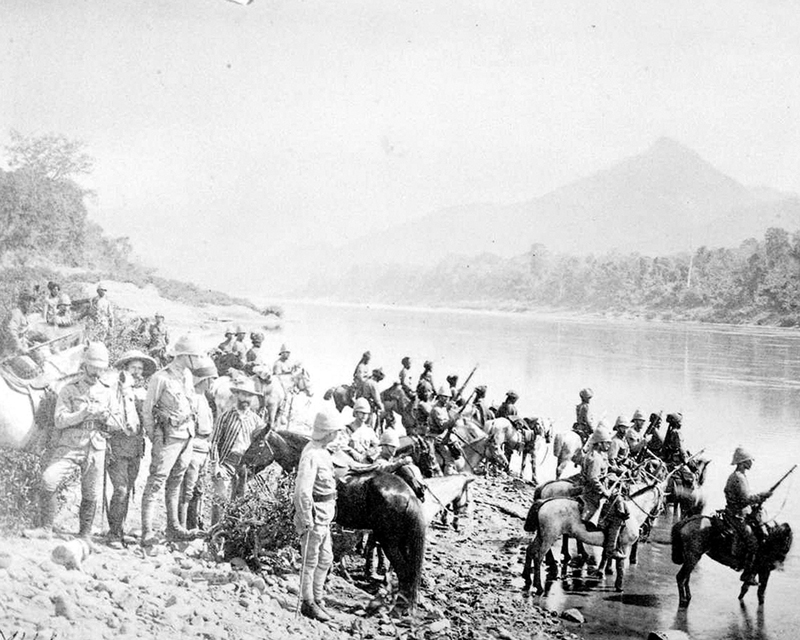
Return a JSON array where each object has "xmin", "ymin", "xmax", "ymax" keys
[{"xmin": 312, "ymin": 492, "xmax": 336, "ymax": 503}]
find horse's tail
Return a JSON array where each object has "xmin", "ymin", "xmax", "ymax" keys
[
  {"xmin": 399, "ymin": 493, "xmax": 427, "ymax": 607},
  {"xmin": 524, "ymin": 499, "xmax": 546, "ymax": 533},
  {"xmin": 671, "ymin": 520, "xmax": 686, "ymax": 564}
]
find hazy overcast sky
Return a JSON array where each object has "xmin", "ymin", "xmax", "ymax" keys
[{"xmin": 3, "ymin": 1, "xmax": 800, "ymax": 292}]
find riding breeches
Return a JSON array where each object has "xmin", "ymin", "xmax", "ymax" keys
[
  {"xmin": 41, "ymin": 445, "xmax": 105, "ymax": 501},
  {"xmin": 300, "ymin": 523, "xmax": 334, "ymax": 602}
]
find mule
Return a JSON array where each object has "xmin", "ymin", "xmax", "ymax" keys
[
  {"xmin": 434, "ymin": 418, "xmax": 508, "ymax": 476},
  {"xmin": 672, "ymin": 515, "xmax": 793, "ymax": 608},
  {"xmin": 0, "ymin": 338, "xmax": 86, "ymax": 450},
  {"xmin": 522, "ymin": 480, "xmax": 666, "ymax": 593},
  {"xmin": 665, "ymin": 456, "xmax": 710, "ymax": 519},
  {"xmin": 484, "ymin": 417, "xmax": 551, "ymax": 483},
  {"xmin": 381, "ymin": 382, "xmax": 418, "ymax": 432}
]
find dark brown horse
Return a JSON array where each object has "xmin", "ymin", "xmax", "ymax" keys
[
  {"xmin": 672, "ymin": 515, "xmax": 792, "ymax": 608},
  {"xmin": 323, "ymin": 384, "xmax": 354, "ymax": 412},
  {"xmin": 240, "ymin": 430, "xmax": 427, "ymax": 612}
]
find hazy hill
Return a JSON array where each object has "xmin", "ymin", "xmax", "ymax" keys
[{"xmin": 283, "ymin": 138, "xmax": 800, "ymax": 294}]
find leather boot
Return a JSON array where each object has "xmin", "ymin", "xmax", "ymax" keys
[
  {"xmin": 78, "ymin": 499, "xmax": 97, "ymax": 540},
  {"xmin": 165, "ymin": 487, "xmax": 198, "ymax": 541},
  {"xmin": 604, "ymin": 521, "xmax": 625, "ymax": 561},
  {"xmin": 741, "ymin": 554, "xmax": 759, "ymax": 586},
  {"xmin": 140, "ymin": 491, "xmax": 157, "ymax": 546},
  {"xmin": 186, "ymin": 492, "xmax": 201, "ymax": 530},
  {"xmin": 301, "ymin": 600, "xmax": 331, "ymax": 622}
]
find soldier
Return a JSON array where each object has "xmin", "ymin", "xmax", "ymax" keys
[
  {"xmin": 346, "ymin": 398, "xmax": 379, "ymax": 462},
  {"xmin": 48, "ymin": 294, "xmax": 75, "ymax": 327},
  {"xmin": 140, "ymin": 334, "xmax": 206, "ymax": 545},
  {"xmin": 496, "ymin": 390, "xmax": 519, "ymax": 419},
  {"xmin": 246, "ymin": 332, "xmax": 267, "ymax": 367},
  {"xmin": 231, "ymin": 325, "xmax": 249, "ymax": 366},
  {"xmin": 2, "ymin": 291, "xmax": 38, "ymax": 356},
  {"xmin": 417, "ymin": 360, "xmax": 435, "ymax": 398},
  {"xmin": 725, "ymin": 446, "xmax": 773, "ymax": 586},
  {"xmin": 353, "ymin": 351, "xmax": 372, "ymax": 399},
  {"xmin": 28, "ymin": 343, "xmax": 122, "ymax": 539},
  {"xmin": 273, "ymin": 343, "xmax": 295, "ymax": 376},
  {"xmin": 661, "ymin": 412, "xmax": 687, "ymax": 468},
  {"xmin": 427, "ymin": 386, "xmax": 455, "ymax": 475},
  {"xmin": 294, "ymin": 409, "xmax": 346, "ymax": 622},
  {"xmin": 179, "ymin": 360, "xmax": 218, "ymax": 530},
  {"xmin": 210, "ymin": 378, "xmax": 265, "ymax": 525},
  {"xmin": 625, "ymin": 409, "xmax": 647, "ymax": 457},
  {"xmin": 361, "ymin": 368, "xmax": 386, "ymax": 429},
  {"xmin": 608, "ymin": 416, "xmax": 631, "ymax": 467},
  {"xmin": 147, "ymin": 313, "xmax": 170, "ymax": 366},
  {"xmin": 89, "ymin": 283, "xmax": 114, "ymax": 342},
  {"xmin": 467, "ymin": 385, "xmax": 489, "ymax": 426},
  {"xmin": 573, "ymin": 388, "xmax": 595, "ymax": 443},
  {"xmin": 398, "ymin": 356, "xmax": 414, "ymax": 399},
  {"xmin": 216, "ymin": 328, "xmax": 236, "ymax": 354},
  {"xmin": 106, "ymin": 350, "xmax": 157, "ymax": 547},
  {"xmin": 42, "ymin": 281, "xmax": 61, "ymax": 324},
  {"xmin": 579, "ymin": 425, "xmax": 626, "ymax": 568}
]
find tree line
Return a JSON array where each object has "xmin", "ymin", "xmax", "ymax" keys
[{"xmin": 308, "ymin": 228, "xmax": 800, "ymax": 326}]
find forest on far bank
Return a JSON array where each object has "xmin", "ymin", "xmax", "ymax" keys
[
  {"xmin": 0, "ymin": 131, "xmax": 261, "ymax": 324},
  {"xmin": 305, "ymin": 227, "xmax": 800, "ymax": 327}
]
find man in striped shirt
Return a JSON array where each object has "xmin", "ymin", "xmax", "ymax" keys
[{"xmin": 210, "ymin": 378, "xmax": 265, "ymax": 525}]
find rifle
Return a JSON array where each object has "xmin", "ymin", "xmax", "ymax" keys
[
  {"xmin": 635, "ymin": 411, "xmax": 663, "ymax": 463},
  {"xmin": 589, "ymin": 468, "xmax": 631, "ymax": 527},
  {"xmin": 763, "ymin": 464, "xmax": 797, "ymax": 501},
  {"xmin": 454, "ymin": 364, "xmax": 478, "ymax": 402}
]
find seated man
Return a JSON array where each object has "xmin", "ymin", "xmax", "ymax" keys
[{"xmin": 346, "ymin": 398, "xmax": 379, "ymax": 463}]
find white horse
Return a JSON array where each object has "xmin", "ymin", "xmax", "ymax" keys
[{"xmin": 552, "ymin": 429, "xmax": 585, "ymax": 478}]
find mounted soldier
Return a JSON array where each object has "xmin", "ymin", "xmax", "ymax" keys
[
  {"xmin": 352, "ymin": 351, "xmax": 372, "ymax": 400},
  {"xmin": 360, "ymin": 368, "xmax": 385, "ymax": 430},
  {"xmin": 466, "ymin": 385, "xmax": 489, "ymax": 427},
  {"xmin": 245, "ymin": 332, "xmax": 267, "ymax": 369},
  {"xmin": 42, "ymin": 282, "xmax": 61, "ymax": 325},
  {"xmin": 2, "ymin": 291, "xmax": 48, "ymax": 377},
  {"xmin": 398, "ymin": 356, "xmax": 414, "ymax": 400},
  {"xmin": 88, "ymin": 283, "xmax": 114, "ymax": 343},
  {"xmin": 625, "ymin": 409, "xmax": 647, "ymax": 456},
  {"xmin": 608, "ymin": 416, "xmax": 631, "ymax": 469},
  {"xmin": 579, "ymin": 425, "xmax": 627, "ymax": 569},
  {"xmin": 661, "ymin": 412, "xmax": 686, "ymax": 468},
  {"xmin": 496, "ymin": 390, "xmax": 519, "ymax": 420},
  {"xmin": 573, "ymin": 387, "xmax": 595, "ymax": 444},
  {"xmin": 416, "ymin": 360, "xmax": 435, "ymax": 399},
  {"xmin": 231, "ymin": 325, "xmax": 249, "ymax": 367},
  {"xmin": 146, "ymin": 313, "xmax": 169, "ymax": 366},
  {"xmin": 346, "ymin": 398, "xmax": 379, "ymax": 463},
  {"xmin": 724, "ymin": 446, "xmax": 773, "ymax": 586}
]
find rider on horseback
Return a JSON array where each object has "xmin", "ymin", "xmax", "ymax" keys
[
  {"xmin": 661, "ymin": 412, "xmax": 687, "ymax": 469},
  {"xmin": 724, "ymin": 446, "xmax": 773, "ymax": 586},
  {"xmin": 580, "ymin": 425, "xmax": 627, "ymax": 566},
  {"xmin": 573, "ymin": 388, "xmax": 595, "ymax": 444}
]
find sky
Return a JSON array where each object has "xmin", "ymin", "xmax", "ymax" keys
[{"xmin": 3, "ymin": 0, "xmax": 800, "ymax": 294}]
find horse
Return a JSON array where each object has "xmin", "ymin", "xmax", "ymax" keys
[
  {"xmin": 323, "ymin": 383, "xmax": 354, "ymax": 413},
  {"xmin": 435, "ymin": 417, "xmax": 508, "ymax": 476},
  {"xmin": 522, "ymin": 480, "xmax": 666, "ymax": 593},
  {"xmin": 239, "ymin": 429, "xmax": 426, "ymax": 613},
  {"xmin": 0, "ymin": 336, "xmax": 86, "ymax": 450},
  {"xmin": 672, "ymin": 515, "xmax": 793, "ymax": 608},
  {"xmin": 381, "ymin": 383, "xmax": 418, "ymax": 432},
  {"xmin": 665, "ymin": 456, "xmax": 710, "ymax": 519},
  {"xmin": 484, "ymin": 417, "xmax": 552, "ymax": 483},
  {"xmin": 551, "ymin": 429, "xmax": 584, "ymax": 479},
  {"xmin": 420, "ymin": 474, "xmax": 476, "ymax": 531}
]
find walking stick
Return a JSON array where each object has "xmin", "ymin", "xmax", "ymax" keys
[{"xmin": 295, "ymin": 529, "xmax": 312, "ymax": 618}]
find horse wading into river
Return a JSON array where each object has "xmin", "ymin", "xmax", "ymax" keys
[
  {"xmin": 522, "ymin": 479, "xmax": 666, "ymax": 593},
  {"xmin": 671, "ymin": 515, "xmax": 793, "ymax": 608}
]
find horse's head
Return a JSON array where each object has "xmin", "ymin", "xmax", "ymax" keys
[
  {"xmin": 765, "ymin": 522, "xmax": 794, "ymax": 567},
  {"xmin": 240, "ymin": 428, "xmax": 276, "ymax": 474},
  {"xmin": 292, "ymin": 366, "xmax": 313, "ymax": 397}
]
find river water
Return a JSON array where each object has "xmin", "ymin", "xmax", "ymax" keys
[{"xmin": 262, "ymin": 300, "xmax": 800, "ymax": 640}]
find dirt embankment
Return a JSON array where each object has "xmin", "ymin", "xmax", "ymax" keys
[{"xmin": 0, "ymin": 474, "xmax": 587, "ymax": 640}]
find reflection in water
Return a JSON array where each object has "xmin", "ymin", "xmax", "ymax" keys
[{"xmin": 275, "ymin": 302, "xmax": 800, "ymax": 640}]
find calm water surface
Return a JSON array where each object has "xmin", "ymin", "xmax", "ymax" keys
[{"xmin": 265, "ymin": 301, "xmax": 800, "ymax": 640}]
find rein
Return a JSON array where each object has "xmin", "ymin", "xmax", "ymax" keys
[{"xmin": 628, "ymin": 483, "xmax": 664, "ymax": 519}]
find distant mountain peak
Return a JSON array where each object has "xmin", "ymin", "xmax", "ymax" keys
[{"xmin": 644, "ymin": 136, "xmax": 704, "ymax": 163}]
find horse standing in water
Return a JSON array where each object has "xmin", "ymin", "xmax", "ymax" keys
[
  {"xmin": 484, "ymin": 417, "xmax": 552, "ymax": 483},
  {"xmin": 522, "ymin": 480, "xmax": 666, "ymax": 593},
  {"xmin": 240, "ymin": 429, "xmax": 427, "ymax": 613},
  {"xmin": 672, "ymin": 515, "xmax": 793, "ymax": 608},
  {"xmin": 551, "ymin": 429, "xmax": 585, "ymax": 479}
]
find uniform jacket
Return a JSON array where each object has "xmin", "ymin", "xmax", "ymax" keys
[
  {"xmin": 53, "ymin": 375, "xmax": 122, "ymax": 451},
  {"xmin": 142, "ymin": 365, "xmax": 196, "ymax": 440},
  {"xmin": 294, "ymin": 441, "xmax": 337, "ymax": 531},
  {"xmin": 724, "ymin": 469, "xmax": 763, "ymax": 517}
]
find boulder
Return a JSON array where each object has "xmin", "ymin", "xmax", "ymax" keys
[{"xmin": 560, "ymin": 608, "xmax": 584, "ymax": 624}]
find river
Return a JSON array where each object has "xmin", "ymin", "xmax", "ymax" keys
[{"xmin": 263, "ymin": 300, "xmax": 800, "ymax": 640}]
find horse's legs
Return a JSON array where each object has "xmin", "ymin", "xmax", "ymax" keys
[
  {"xmin": 576, "ymin": 539, "xmax": 591, "ymax": 565},
  {"xmin": 756, "ymin": 570, "xmax": 770, "ymax": 605},
  {"xmin": 613, "ymin": 558, "xmax": 625, "ymax": 592},
  {"xmin": 522, "ymin": 536, "xmax": 535, "ymax": 591},
  {"xmin": 629, "ymin": 540, "xmax": 639, "ymax": 565},
  {"xmin": 676, "ymin": 560, "xmax": 697, "ymax": 608}
]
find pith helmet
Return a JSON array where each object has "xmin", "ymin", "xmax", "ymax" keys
[
  {"xmin": 631, "ymin": 409, "xmax": 646, "ymax": 422},
  {"xmin": 193, "ymin": 361, "xmax": 219, "ymax": 381},
  {"xmin": 83, "ymin": 342, "xmax": 110, "ymax": 369},
  {"xmin": 252, "ymin": 364, "xmax": 272, "ymax": 381},
  {"xmin": 579, "ymin": 387, "xmax": 593, "ymax": 401},
  {"xmin": 353, "ymin": 398, "xmax": 371, "ymax": 414},
  {"xmin": 279, "ymin": 343, "xmax": 290, "ymax": 354},
  {"xmin": 235, "ymin": 325, "xmax": 246, "ymax": 335},
  {"xmin": 666, "ymin": 412, "xmax": 683, "ymax": 426},
  {"xmin": 311, "ymin": 408, "xmax": 346, "ymax": 441},
  {"xmin": 437, "ymin": 385, "xmax": 452, "ymax": 398},
  {"xmin": 587, "ymin": 425, "xmax": 612, "ymax": 446},
  {"xmin": 380, "ymin": 429, "xmax": 400, "ymax": 448},
  {"xmin": 506, "ymin": 390, "xmax": 519, "ymax": 401},
  {"xmin": 613, "ymin": 415, "xmax": 631, "ymax": 430},
  {"xmin": 57, "ymin": 293, "xmax": 72, "ymax": 306},
  {"xmin": 731, "ymin": 446, "xmax": 754, "ymax": 465},
  {"xmin": 114, "ymin": 349, "xmax": 158, "ymax": 377},
  {"xmin": 172, "ymin": 334, "xmax": 205, "ymax": 357},
  {"xmin": 96, "ymin": 282, "xmax": 108, "ymax": 292}
]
